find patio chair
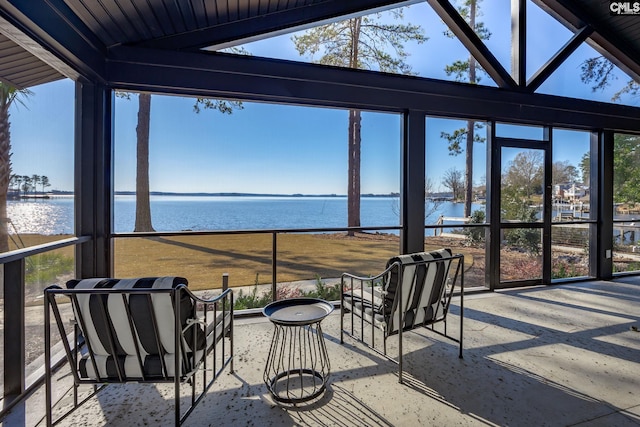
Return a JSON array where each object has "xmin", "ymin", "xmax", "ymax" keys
[
  {"xmin": 44, "ymin": 275, "xmax": 233, "ymax": 426},
  {"xmin": 340, "ymin": 249, "xmax": 463, "ymax": 383}
]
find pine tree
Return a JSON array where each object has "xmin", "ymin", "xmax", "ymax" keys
[
  {"xmin": 440, "ymin": 0, "xmax": 490, "ymax": 218},
  {"xmin": 293, "ymin": 10, "xmax": 426, "ymax": 234}
]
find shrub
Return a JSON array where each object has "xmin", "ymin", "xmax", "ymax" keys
[
  {"xmin": 552, "ymin": 259, "xmax": 588, "ymax": 279},
  {"xmin": 465, "ymin": 209, "xmax": 486, "ymax": 244},
  {"xmin": 233, "ymin": 274, "xmax": 273, "ymax": 310},
  {"xmin": 303, "ymin": 275, "xmax": 341, "ymax": 301},
  {"xmin": 233, "ymin": 274, "xmax": 342, "ymax": 310},
  {"xmin": 26, "ymin": 252, "xmax": 74, "ymax": 286},
  {"xmin": 505, "ymin": 227, "xmax": 541, "ymax": 255},
  {"xmin": 500, "ymin": 257, "xmax": 542, "ymax": 280},
  {"xmin": 614, "ymin": 261, "xmax": 640, "ymax": 273}
]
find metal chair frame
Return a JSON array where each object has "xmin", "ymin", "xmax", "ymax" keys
[
  {"xmin": 340, "ymin": 252, "xmax": 463, "ymax": 383},
  {"xmin": 44, "ymin": 278, "xmax": 233, "ymax": 426}
]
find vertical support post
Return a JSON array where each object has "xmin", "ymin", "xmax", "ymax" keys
[
  {"xmin": 542, "ymin": 127, "xmax": 552, "ymax": 284},
  {"xmin": 511, "ymin": 0, "xmax": 527, "ymax": 87},
  {"xmin": 485, "ymin": 122, "xmax": 500, "ymax": 289},
  {"xmin": 400, "ymin": 110, "xmax": 426, "ymax": 254},
  {"xmin": 3, "ymin": 259, "xmax": 25, "ymax": 406},
  {"xmin": 44, "ymin": 290, "xmax": 52, "ymax": 426},
  {"xmin": 272, "ymin": 232, "xmax": 277, "ymax": 301},
  {"xmin": 75, "ymin": 82, "xmax": 113, "ymax": 278},
  {"xmin": 459, "ymin": 255, "xmax": 464, "ymax": 358},
  {"xmin": 591, "ymin": 130, "xmax": 613, "ymax": 279},
  {"xmin": 173, "ymin": 288, "xmax": 181, "ymax": 426}
]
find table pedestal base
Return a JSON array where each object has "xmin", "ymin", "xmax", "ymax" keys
[{"xmin": 264, "ymin": 322, "xmax": 330, "ymax": 404}]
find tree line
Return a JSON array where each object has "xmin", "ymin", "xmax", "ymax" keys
[{"xmin": 9, "ymin": 174, "xmax": 51, "ymax": 196}]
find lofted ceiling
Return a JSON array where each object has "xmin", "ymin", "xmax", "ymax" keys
[{"xmin": 0, "ymin": 0, "xmax": 638, "ymax": 90}]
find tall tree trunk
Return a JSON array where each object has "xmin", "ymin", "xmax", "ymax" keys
[
  {"xmin": 0, "ymin": 105, "xmax": 11, "ymax": 252},
  {"xmin": 464, "ymin": 0, "xmax": 477, "ymax": 218},
  {"xmin": 347, "ymin": 109, "xmax": 361, "ymax": 235},
  {"xmin": 135, "ymin": 93, "xmax": 154, "ymax": 232},
  {"xmin": 347, "ymin": 18, "xmax": 362, "ymax": 237},
  {"xmin": 464, "ymin": 119, "xmax": 474, "ymax": 217}
]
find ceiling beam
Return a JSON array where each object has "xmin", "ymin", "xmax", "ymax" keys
[
  {"xmin": 533, "ymin": 0, "xmax": 640, "ymax": 82},
  {"xmin": 427, "ymin": 0, "xmax": 518, "ymax": 89},
  {"xmin": 107, "ymin": 45, "xmax": 640, "ymax": 132},
  {"xmin": 0, "ymin": 0, "xmax": 107, "ymax": 83},
  {"xmin": 511, "ymin": 0, "xmax": 526, "ymax": 87},
  {"xmin": 135, "ymin": 0, "xmax": 420, "ymax": 51},
  {"xmin": 527, "ymin": 25, "xmax": 593, "ymax": 92}
]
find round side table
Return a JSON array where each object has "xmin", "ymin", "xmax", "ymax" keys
[{"xmin": 262, "ymin": 298, "xmax": 334, "ymax": 404}]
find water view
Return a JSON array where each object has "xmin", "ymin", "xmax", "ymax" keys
[{"xmin": 6, "ymin": 195, "xmax": 483, "ymax": 235}]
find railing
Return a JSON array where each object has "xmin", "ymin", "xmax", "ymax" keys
[
  {"xmin": 612, "ymin": 218, "xmax": 640, "ymax": 271},
  {"xmin": 432, "ymin": 215, "xmax": 471, "ymax": 238},
  {"xmin": 113, "ymin": 225, "xmax": 403, "ymax": 299},
  {"xmin": 112, "ymin": 223, "xmax": 496, "ymax": 306},
  {"xmin": 0, "ymin": 236, "xmax": 90, "ymax": 418}
]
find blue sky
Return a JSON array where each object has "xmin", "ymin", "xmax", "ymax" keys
[{"xmin": 7, "ymin": 0, "xmax": 634, "ymax": 194}]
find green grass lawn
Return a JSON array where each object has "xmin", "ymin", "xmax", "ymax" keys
[
  {"xmin": 14, "ymin": 232, "xmax": 476, "ymax": 292},
  {"xmin": 113, "ymin": 232, "xmax": 402, "ymax": 290}
]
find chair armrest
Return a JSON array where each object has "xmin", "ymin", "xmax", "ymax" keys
[
  {"xmin": 181, "ymin": 287, "xmax": 233, "ymax": 353},
  {"xmin": 341, "ymin": 263, "xmax": 401, "ymax": 313},
  {"xmin": 341, "ymin": 261, "xmax": 399, "ymax": 283},
  {"xmin": 186, "ymin": 287, "xmax": 233, "ymax": 330},
  {"xmin": 182, "ymin": 287, "xmax": 232, "ymax": 305}
]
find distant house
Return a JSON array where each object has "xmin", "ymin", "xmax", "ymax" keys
[{"xmin": 554, "ymin": 183, "xmax": 586, "ymax": 200}]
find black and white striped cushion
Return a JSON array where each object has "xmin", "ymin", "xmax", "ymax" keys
[
  {"xmin": 343, "ymin": 249, "xmax": 453, "ymax": 333},
  {"xmin": 66, "ymin": 277, "xmax": 203, "ymax": 380},
  {"xmin": 384, "ymin": 248, "xmax": 452, "ymax": 332}
]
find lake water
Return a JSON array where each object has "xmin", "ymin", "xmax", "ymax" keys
[{"xmin": 6, "ymin": 195, "xmax": 482, "ymax": 235}]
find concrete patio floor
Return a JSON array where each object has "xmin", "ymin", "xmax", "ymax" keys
[{"xmin": 4, "ymin": 278, "xmax": 640, "ymax": 426}]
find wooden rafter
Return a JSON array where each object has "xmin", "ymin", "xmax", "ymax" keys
[{"xmin": 427, "ymin": 0, "xmax": 518, "ymax": 89}]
